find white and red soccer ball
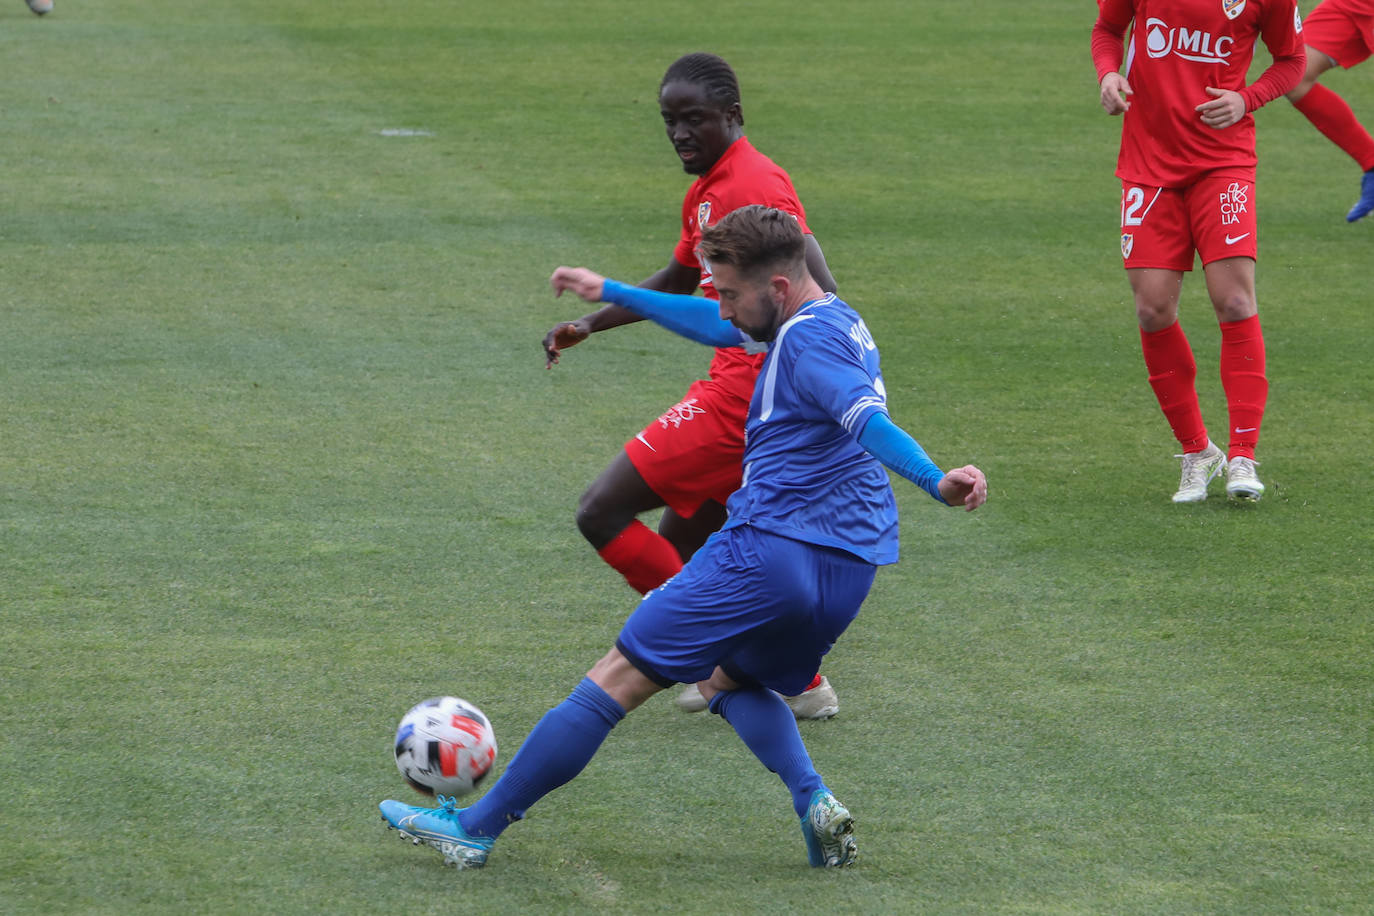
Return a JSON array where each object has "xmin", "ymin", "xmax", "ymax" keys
[{"xmin": 393, "ymin": 696, "xmax": 497, "ymax": 797}]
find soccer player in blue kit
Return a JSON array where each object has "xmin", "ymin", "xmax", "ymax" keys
[{"xmin": 379, "ymin": 205, "xmax": 988, "ymax": 870}]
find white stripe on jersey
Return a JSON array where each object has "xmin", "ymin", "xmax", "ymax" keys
[
  {"xmin": 841, "ymin": 396, "xmax": 887, "ymax": 434},
  {"xmin": 1125, "ymin": 22, "xmax": 1136, "ymax": 77},
  {"xmin": 758, "ymin": 314, "xmax": 814, "ymax": 422},
  {"xmin": 758, "ymin": 294, "xmax": 838, "ymax": 423}
]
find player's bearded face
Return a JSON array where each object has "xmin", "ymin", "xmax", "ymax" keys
[{"xmin": 714, "ymin": 264, "xmax": 784, "ymax": 342}]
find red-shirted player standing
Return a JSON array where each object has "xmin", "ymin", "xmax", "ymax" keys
[
  {"xmin": 1092, "ymin": 0, "xmax": 1305, "ymax": 503},
  {"xmin": 542, "ymin": 54, "xmax": 841, "ymax": 718},
  {"xmin": 1284, "ymin": 0, "xmax": 1374, "ymax": 221}
]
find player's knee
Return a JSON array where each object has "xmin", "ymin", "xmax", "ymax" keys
[
  {"xmin": 1135, "ymin": 299, "xmax": 1178, "ymax": 332},
  {"xmin": 1211, "ymin": 290, "xmax": 1257, "ymax": 323},
  {"xmin": 575, "ymin": 490, "xmax": 629, "ymax": 548},
  {"xmin": 1286, "ymin": 78, "xmax": 1316, "ymax": 103}
]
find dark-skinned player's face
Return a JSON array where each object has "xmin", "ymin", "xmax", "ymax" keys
[{"xmin": 659, "ymin": 80, "xmax": 741, "ymax": 175}]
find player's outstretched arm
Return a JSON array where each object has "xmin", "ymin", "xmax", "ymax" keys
[
  {"xmin": 550, "ymin": 267, "xmax": 743, "ymax": 348},
  {"xmin": 542, "ymin": 258, "xmax": 703, "ymax": 368}
]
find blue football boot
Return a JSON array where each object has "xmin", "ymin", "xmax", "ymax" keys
[
  {"xmin": 800, "ymin": 789, "xmax": 857, "ymax": 868},
  {"xmin": 1346, "ymin": 169, "xmax": 1374, "ymax": 222},
  {"xmin": 379, "ymin": 795, "xmax": 495, "ymax": 869}
]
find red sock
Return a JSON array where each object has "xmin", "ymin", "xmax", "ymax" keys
[
  {"xmin": 1219, "ymin": 314, "xmax": 1267, "ymax": 461},
  {"xmin": 1293, "ymin": 84, "xmax": 1374, "ymax": 172},
  {"xmin": 804, "ymin": 674, "xmax": 823, "ymax": 692},
  {"xmin": 1140, "ymin": 322, "xmax": 1209, "ymax": 452},
  {"xmin": 596, "ymin": 520, "xmax": 683, "ymax": 595}
]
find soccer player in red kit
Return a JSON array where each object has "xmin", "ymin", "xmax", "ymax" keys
[
  {"xmin": 1092, "ymin": 0, "xmax": 1305, "ymax": 502},
  {"xmin": 1284, "ymin": 0, "xmax": 1374, "ymax": 221},
  {"xmin": 541, "ymin": 53, "xmax": 842, "ymax": 717}
]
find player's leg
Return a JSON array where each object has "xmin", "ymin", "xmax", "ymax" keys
[
  {"xmin": 577, "ymin": 450, "xmax": 684, "ymax": 594},
  {"xmin": 1285, "ymin": 7, "xmax": 1374, "ymax": 221},
  {"xmin": 457, "ymin": 649, "xmax": 655, "ymax": 835},
  {"xmin": 381, "ymin": 648, "xmax": 656, "ymax": 867},
  {"xmin": 1191, "ymin": 173, "xmax": 1267, "ymax": 501},
  {"xmin": 1129, "ymin": 268, "xmax": 1223, "ymax": 501},
  {"xmin": 584, "ymin": 383, "xmax": 746, "ymax": 595},
  {"xmin": 661, "ymin": 499, "xmax": 839, "ymax": 718},
  {"xmin": 665, "ymin": 494, "xmax": 840, "ymax": 719},
  {"xmin": 1121, "ymin": 182, "xmax": 1223, "ymax": 500},
  {"xmin": 702, "ymin": 532, "xmax": 870, "ymax": 867},
  {"xmin": 656, "ymin": 500, "xmax": 728, "ymax": 561},
  {"xmin": 1202, "ymin": 256, "xmax": 1267, "ymax": 500}
]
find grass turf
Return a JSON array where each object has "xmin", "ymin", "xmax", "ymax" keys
[{"xmin": 2, "ymin": 1, "xmax": 1370, "ymax": 913}]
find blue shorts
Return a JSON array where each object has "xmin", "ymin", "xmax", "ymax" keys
[{"xmin": 615, "ymin": 524, "xmax": 876, "ymax": 697}]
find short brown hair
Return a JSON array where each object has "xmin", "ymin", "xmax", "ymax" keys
[{"xmin": 696, "ymin": 205, "xmax": 805, "ymax": 280}]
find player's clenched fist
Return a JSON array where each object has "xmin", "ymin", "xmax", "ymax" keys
[{"xmin": 937, "ymin": 465, "xmax": 988, "ymax": 512}]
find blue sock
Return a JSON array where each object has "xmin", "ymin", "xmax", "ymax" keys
[
  {"xmin": 459, "ymin": 677, "xmax": 625, "ymax": 839},
  {"xmin": 709, "ymin": 687, "xmax": 824, "ymax": 818}
]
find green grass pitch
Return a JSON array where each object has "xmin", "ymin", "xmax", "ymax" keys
[{"xmin": 2, "ymin": 1, "xmax": 1370, "ymax": 913}]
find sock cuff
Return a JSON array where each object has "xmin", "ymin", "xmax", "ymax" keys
[
  {"xmin": 596, "ymin": 520, "xmax": 653, "ymax": 566},
  {"xmin": 570, "ymin": 677, "xmax": 627, "ymax": 726},
  {"xmin": 1140, "ymin": 319, "xmax": 1185, "ymax": 344},
  {"xmin": 1292, "ymin": 81, "xmax": 1336, "ymax": 115},
  {"xmin": 1220, "ymin": 314, "xmax": 1262, "ymax": 339}
]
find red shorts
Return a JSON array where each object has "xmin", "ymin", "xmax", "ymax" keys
[
  {"xmin": 1119, "ymin": 171, "xmax": 1258, "ymax": 271},
  {"xmin": 624, "ymin": 378, "xmax": 749, "ymax": 518},
  {"xmin": 1303, "ymin": 0, "xmax": 1374, "ymax": 69}
]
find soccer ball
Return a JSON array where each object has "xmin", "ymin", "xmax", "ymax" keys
[{"xmin": 393, "ymin": 696, "xmax": 498, "ymax": 797}]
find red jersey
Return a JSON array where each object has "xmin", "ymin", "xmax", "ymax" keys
[
  {"xmin": 1312, "ymin": 0, "xmax": 1374, "ymax": 16},
  {"xmin": 672, "ymin": 137, "xmax": 812, "ymax": 400},
  {"xmin": 1305, "ymin": 0, "xmax": 1374, "ymax": 67},
  {"xmin": 1093, "ymin": 0, "xmax": 1305, "ymax": 186}
]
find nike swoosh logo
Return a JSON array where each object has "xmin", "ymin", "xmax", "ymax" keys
[
  {"xmin": 1234, "ymin": 427, "xmax": 1257, "ymax": 433},
  {"xmin": 1225, "ymin": 233, "xmax": 1251, "ymax": 245},
  {"xmin": 635, "ymin": 433, "xmax": 657, "ymax": 452}
]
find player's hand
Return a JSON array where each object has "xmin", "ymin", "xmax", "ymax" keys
[
  {"xmin": 1196, "ymin": 87, "xmax": 1246, "ymax": 129},
  {"xmin": 542, "ymin": 319, "xmax": 591, "ymax": 369},
  {"xmin": 1100, "ymin": 72, "xmax": 1132, "ymax": 115},
  {"xmin": 938, "ymin": 465, "xmax": 987, "ymax": 512},
  {"xmin": 546, "ymin": 267, "xmax": 608, "ymax": 368},
  {"xmin": 550, "ymin": 266, "xmax": 606, "ymax": 304}
]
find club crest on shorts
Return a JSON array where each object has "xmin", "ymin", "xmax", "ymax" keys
[
  {"xmin": 1121, "ymin": 233, "xmax": 1134, "ymax": 259},
  {"xmin": 697, "ymin": 201, "xmax": 712, "ymax": 229},
  {"xmin": 1222, "ymin": 0, "xmax": 1246, "ymax": 20}
]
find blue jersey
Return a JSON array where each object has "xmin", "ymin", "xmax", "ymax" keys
[{"xmin": 721, "ymin": 294, "xmax": 899, "ymax": 565}]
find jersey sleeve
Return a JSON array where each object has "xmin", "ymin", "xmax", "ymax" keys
[
  {"xmin": 1091, "ymin": 0, "xmax": 1134, "ymax": 80},
  {"xmin": 1241, "ymin": 0, "xmax": 1306, "ymax": 111},
  {"xmin": 601, "ymin": 279, "xmax": 745, "ymax": 348},
  {"xmin": 789, "ymin": 320, "xmax": 888, "ymax": 437}
]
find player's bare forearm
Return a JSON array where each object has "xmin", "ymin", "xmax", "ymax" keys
[{"xmin": 937, "ymin": 465, "xmax": 988, "ymax": 512}]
